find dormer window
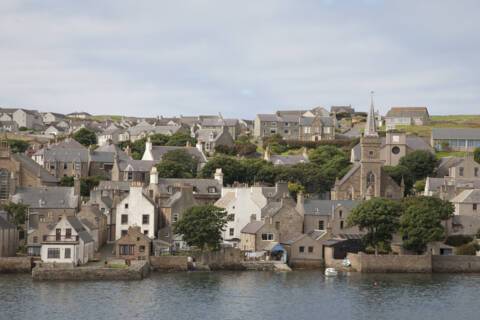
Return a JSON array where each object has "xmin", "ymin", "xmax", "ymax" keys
[
  {"xmin": 459, "ymin": 167, "xmax": 464, "ymax": 176},
  {"xmin": 208, "ymin": 187, "xmax": 217, "ymax": 193}
]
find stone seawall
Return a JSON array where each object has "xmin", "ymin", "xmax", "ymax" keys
[
  {"xmin": 0, "ymin": 257, "xmax": 33, "ymax": 273},
  {"xmin": 150, "ymin": 256, "xmax": 189, "ymax": 271},
  {"xmin": 193, "ymin": 248, "xmax": 245, "ymax": 270},
  {"xmin": 433, "ymin": 255, "xmax": 480, "ymax": 273},
  {"xmin": 289, "ymin": 259, "xmax": 324, "ymax": 269},
  {"xmin": 347, "ymin": 253, "xmax": 432, "ymax": 273},
  {"xmin": 32, "ymin": 261, "xmax": 150, "ymax": 281}
]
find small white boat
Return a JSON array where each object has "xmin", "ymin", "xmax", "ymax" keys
[{"xmin": 324, "ymin": 268, "xmax": 338, "ymax": 277}]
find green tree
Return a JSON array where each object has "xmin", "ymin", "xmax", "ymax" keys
[
  {"xmin": 400, "ymin": 196, "xmax": 454, "ymax": 253},
  {"xmin": 173, "ymin": 205, "xmax": 228, "ymax": 250},
  {"xmin": 81, "ymin": 176, "xmax": 104, "ymax": 197},
  {"xmin": 474, "ymin": 147, "xmax": 480, "ymax": 164},
  {"xmin": 399, "ymin": 150, "xmax": 437, "ymax": 181},
  {"xmin": 59, "ymin": 176, "xmax": 74, "ymax": 187},
  {"xmin": 166, "ymin": 132, "xmax": 196, "ymax": 146},
  {"xmin": 7, "ymin": 139, "xmax": 29, "ymax": 153},
  {"xmin": 72, "ymin": 128, "xmax": 97, "ymax": 147},
  {"xmin": 347, "ymin": 198, "xmax": 403, "ymax": 254},
  {"xmin": 200, "ymin": 156, "xmax": 245, "ymax": 185},
  {"xmin": 383, "ymin": 165, "xmax": 414, "ymax": 195},
  {"xmin": 156, "ymin": 149, "xmax": 199, "ymax": 178},
  {"xmin": 2, "ymin": 202, "xmax": 29, "ymax": 227}
]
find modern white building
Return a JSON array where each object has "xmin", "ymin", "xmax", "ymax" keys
[
  {"xmin": 115, "ymin": 183, "xmax": 157, "ymax": 240},
  {"xmin": 40, "ymin": 215, "xmax": 94, "ymax": 265}
]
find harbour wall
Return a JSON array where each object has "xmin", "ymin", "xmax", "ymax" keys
[
  {"xmin": 0, "ymin": 257, "xmax": 33, "ymax": 273},
  {"xmin": 150, "ymin": 256, "xmax": 189, "ymax": 271}
]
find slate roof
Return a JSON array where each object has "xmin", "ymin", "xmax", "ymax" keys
[
  {"xmin": 337, "ymin": 162, "xmax": 360, "ymax": 185},
  {"xmin": 240, "ymin": 220, "xmax": 264, "ymax": 234},
  {"xmin": 12, "ymin": 187, "xmax": 78, "ymax": 209},
  {"xmin": 156, "ymin": 178, "xmax": 221, "ymax": 195},
  {"xmin": 149, "ymin": 146, "xmax": 207, "ymax": 163},
  {"xmin": 35, "ymin": 139, "xmax": 89, "ymax": 163},
  {"xmin": 118, "ymin": 159, "xmax": 156, "ymax": 172},
  {"xmin": 451, "ymin": 189, "xmax": 480, "ymax": 203},
  {"xmin": 201, "ymin": 118, "xmax": 238, "ymax": 127},
  {"xmin": 98, "ymin": 181, "xmax": 131, "ymax": 191},
  {"xmin": 303, "ymin": 200, "xmax": 361, "ymax": 216},
  {"xmin": 386, "ymin": 107, "xmax": 429, "ymax": 118},
  {"xmin": 432, "ymin": 128, "xmax": 480, "ymax": 140},
  {"xmin": 65, "ymin": 216, "xmax": 94, "ymax": 243},
  {"xmin": 11, "ymin": 153, "xmax": 58, "ymax": 183}
]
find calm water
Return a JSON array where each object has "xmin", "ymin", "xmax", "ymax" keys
[{"xmin": 0, "ymin": 271, "xmax": 479, "ymax": 320}]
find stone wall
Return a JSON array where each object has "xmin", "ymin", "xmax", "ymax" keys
[
  {"xmin": 150, "ymin": 256, "xmax": 189, "ymax": 271},
  {"xmin": 193, "ymin": 247, "xmax": 244, "ymax": 270},
  {"xmin": 347, "ymin": 253, "xmax": 432, "ymax": 273},
  {"xmin": 0, "ymin": 257, "xmax": 32, "ymax": 273},
  {"xmin": 289, "ymin": 258, "xmax": 323, "ymax": 269},
  {"xmin": 432, "ymin": 255, "xmax": 480, "ymax": 273},
  {"xmin": 32, "ymin": 260, "xmax": 149, "ymax": 281}
]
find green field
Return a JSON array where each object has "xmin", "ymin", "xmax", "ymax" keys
[{"xmin": 396, "ymin": 114, "xmax": 480, "ymax": 138}]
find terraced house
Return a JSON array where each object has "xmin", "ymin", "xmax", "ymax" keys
[{"xmin": 254, "ymin": 107, "xmax": 335, "ymax": 142}]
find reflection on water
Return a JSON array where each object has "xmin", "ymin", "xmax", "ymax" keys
[{"xmin": 0, "ymin": 271, "xmax": 479, "ymax": 320}]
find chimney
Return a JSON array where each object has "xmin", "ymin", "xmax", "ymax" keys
[
  {"xmin": 146, "ymin": 136, "xmax": 152, "ymax": 152},
  {"xmin": 296, "ymin": 192, "xmax": 305, "ymax": 215},
  {"xmin": 250, "ymin": 214, "xmax": 257, "ymax": 222},
  {"xmin": 214, "ymin": 168, "xmax": 224, "ymax": 186},
  {"xmin": 73, "ymin": 175, "xmax": 81, "ymax": 197},
  {"xmin": 150, "ymin": 166, "xmax": 159, "ymax": 185},
  {"xmin": 124, "ymin": 145, "xmax": 131, "ymax": 157}
]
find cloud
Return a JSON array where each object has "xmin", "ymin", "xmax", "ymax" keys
[{"xmin": 0, "ymin": 0, "xmax": 479, "ymax": 117}]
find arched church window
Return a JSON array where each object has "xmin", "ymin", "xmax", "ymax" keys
[
  {"xmin": 366, "ymin": 172, "xmax": 375, "ymax": 186},
  {"xmin": 0, "ymin": 169, "xmax": 10, "ymax": 200}
]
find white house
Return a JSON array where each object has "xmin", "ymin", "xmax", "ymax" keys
[
  {"xmin": 40, "ymin": 215, "xmax": 94, "ymax": 265},
  {"xmin": 215, "ymin": 186, "xmax": 271, "ymax": 246},
  {"xmin": 42, "ymin": 112, "xmax": 65, "ymax": 124},
  {"xmin": 115, "ymin": 183, "xmax": 157, "ymax": 240}
]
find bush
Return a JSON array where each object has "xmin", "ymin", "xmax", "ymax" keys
[
  {"xmin": 445, "ymin": 235, "xmax": 474, "ymax": 247},
  {"xmin": 455, "ymin": 242, "xmax": 479, "ymax": 255}
]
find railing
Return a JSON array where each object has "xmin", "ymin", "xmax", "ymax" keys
[{"xmin": 42, "ymin": 235, "xmax": 79, "ymax": 242}]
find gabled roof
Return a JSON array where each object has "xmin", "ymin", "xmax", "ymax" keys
[
  {"xmin": 386, "ymin": 107, "xmax": 429, "ymax": 118},
  {"xmin": 11, "ymin": 153, "xmax": 58, "ymax": 183},
  {"xmin": 303, "ymin": 200, "xmax": 361, "ymax": 216},
  {"xmin": 156, "ymin": 178, "xmax": 221, "ymax": 196},
  {"xmin": 451, "ymin": 189, "xmax": 480, "ymax": 203},
  {"xmin": 240, "ymin": 220, "xmax": 264, "ymax": 234},
  {"xmin": 12, "ymin": 187, "xmax": 78, "ymax": 209},
  {"xmin": 118, "ymin": 159, "xmax": 156, "ymax": 172},
  {"xmin": 432, "ymin": 128, "xmax": 480, "ymax": 140}
]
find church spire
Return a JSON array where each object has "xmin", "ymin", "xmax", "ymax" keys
[{"xmin": 364, "ymin": 91, "xmax": 378, "ymax": 137}]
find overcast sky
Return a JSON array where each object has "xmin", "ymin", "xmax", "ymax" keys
[{"xmin": 0, "ymin": 0, "xmax": 479, "ymax": 118}]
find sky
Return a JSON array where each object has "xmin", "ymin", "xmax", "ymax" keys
[{"xmin": 0, "ymin": 0, "xmax": 479, "ymax": 118}]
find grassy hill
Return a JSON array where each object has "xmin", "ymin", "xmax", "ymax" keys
[{"xmin": 396, "ymin": 115, "xmax": 480, "ymax": 138}]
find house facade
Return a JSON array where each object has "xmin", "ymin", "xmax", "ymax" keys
[
  {"xmin": 432, "ymin": 128, "xmax": 480, "ymax": 152},
  {"xmin": 115, "ymin": 226, "xmax": 151, "ymax": 260},
  {"xmin": 385, "ymin": 107, "xmax": 430, "ymax": 130},
  {"xmin": 0, "ymin": 215, "xmax": 18, "ymax": 257}
]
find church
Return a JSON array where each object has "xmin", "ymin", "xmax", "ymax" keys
[{"xmin": 331, "ymin": 96, "xmax": 404, "ymax": 200}]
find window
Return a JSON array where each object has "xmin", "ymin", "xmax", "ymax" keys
[
  {"xmin": 119, "ymin": 245, "xmax": 135, "ymax": 256},
  {"xmin": 475, "ymin": 168, "xmax": 479, "ymax": 177},
  {"xmin": 144, "ymin": 230, "xmax": 148, "ymax": 236},
  {"xmin": 173, "ymin": 213, "xmax": 179, "ymax": 223},
  {"xmin": 139, "ymin": 245, "xmax": 145, "ymax": 253},
  {"xmin": 124, "ymin": 203, "xmax": 129, "ymax": 209},
  {"xmin": 324, "ymin": 127, "xmax": 331, "ymax": 134},
  {"xmin": 33, "ymin": 236, "xmax": 38, "ymax": 243},
  {"xmin": 208, "ymin": 187, "xmax": 217, "ymax": 193},
  {"xmin": 459, "ymin": 167, "xmax": 464, "ymax": 176},
  {"xmin": 65, "ymin": 228, "xmax": 72, "ymax": 239},
  {"xmin": 121, "ymin": 230, "xmax": 128, "ymax": 237},
  {"xmin": 308, "ymin": 246, "xmax": 314, "ymax": 253},
  {"xmin": 392, "ymin": 146, "xmax": 400, "ymax": 155},
  {"xmin": 39, "ymin": 215, "xmax": 45, "ymax": 223},
  {"xmin": 339, "ymin": 210, "xmax": 343, "ymax": 218},
  {"xmin": 474, "ymin": 204, "xmax": 477, "ymax": 211},
  {"xmin": 142, "ymin": 215, "xmax": 149, "ymax": 224},
  {"xmin": 0, "ymin": 169, "xmax": 10, "ymax": 200},
  {"xmin": 127, "ymin": 171, "xmax": 133, "ymax": 181},
  {"xmin": 227, "ymin": 214, "xmax": 235, "ymax": 221},
  {"xmin": 121, "ymin": 214, "xmax": 128, "ymax": 225},
  {"xmin": 299, "ymin": 246, "xmax": 305, "ymax": 253},
  {"xmin": 47, "ymin": 248, "xmax": 60, "ymax": 259},
  {"xmin": 63, "ymin": 163, "xmax": 68, "ymax": 170},
  {"xmin": 340, "ymin": 221, "xmax": 344, "ymax": 229},
  {"xmin": 275, "ymin": 221, "xmax": 280, "ymax": 230},
  {"xmin": 261, "ymin": 233, "xmax": 274, "ymax": 241},
  {"xmin": 318, "ymin": 220, "xmax": 324, "ymax": 230},
  {"xmin": 64, "ymin": 248, "xmax": 71, "ymax": 259},
  {"xmin": 229, "ymin": 228, "xmax": 234, "ymax": 236}
]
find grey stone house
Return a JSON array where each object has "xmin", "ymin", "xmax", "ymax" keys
[
  {"xmin": 385, "ymin": 107, "xmax": 430, "ymax": 130},
  {"xmin": 431, "ymin": 128, "xmax": 480, "ymax": 152}
]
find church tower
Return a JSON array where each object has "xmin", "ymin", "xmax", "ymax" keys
[{"xmin": 360, "ymin": 92, "xmax": 382, "ymax": 199}]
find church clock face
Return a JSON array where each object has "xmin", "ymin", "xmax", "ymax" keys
[{"xmin": 392, "ymin": 146, "xmax": 400, "ymax": 155}]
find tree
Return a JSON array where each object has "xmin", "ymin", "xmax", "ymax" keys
[
  {"xmin": 200, "ymin": 156, "xmax": 245, "ymax": 185},
  {"xmin": 173, "ymin": 205, "xmax": 228, "ymax": 250},
  {"xmin": 2, "ymin": 202, "xmax": 29, "ymax": 227},
  {"xmin": 59, "ymin": 176, "xmax": 74, "ymax": 187},
  {"xmin": 73, "ymin": 128, "xmax": 97, "ymax": 147},
  {"xmin": 347, "ymin": 198, "xmax": 403, "ymax": 254},
  {"xmin": 156, "ymin": 149, "xmax": 199, "ymax": 178},
  {"xmin": 474, "ymin": 147, "xmax": 480, "ymax": 164},
  {"xmin": 400, "ymin": 196, "xmax": 454, "ymax": 253},
  {"xmin": 383, "ymin": 165, "xmax": 414, "ymax": 195},
  {"xmin": 7, "ymin": 139, "xmax": 29, "ymax": 153},
  {"xmin": 166, "ymin": 132, "xmax": 196, "ymax": 146},
  {"xmin": 399, "ymin": 150, "xmax": 437, "ymax": 181},
  {"xmin": 59, "ymin": 175, "xmax": 104, "ymax": 197}
]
